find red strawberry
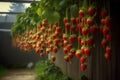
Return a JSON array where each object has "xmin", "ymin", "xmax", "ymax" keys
[
  {"xmin": 53, "ymin": 46, "xmax": 58, "ymax": 53},
  {"xmin": 89, "ymin": 26, "xmax": 96, "ymax": 34},
  {"xmin": 41, "ymin": 27, "xmax": 45, "ymax": 33},
  {"xmin": 81, "ymin": 63, "xmax": 87, "ymax": 71},
  {"xmin": 100, "ymin": 9, "xmax": 107, "ymax": 18},
  {"xmin": 56, "ymin": 27, "xmax": 61, "ymax": 33},
  {"xmin": 75, "ymin": 49, "xmax": 82, "ymax": 58},
  {"xmin": 101, "ymin": 39, "xmax": 107, "ymax": 48},
  {"xmin": 102, "ymin": 27, "xmax": 108, "ymax": 36},
  {"xmin": 35, "ymin": 48, "xmax": 40, "ymax": 53},
  {"xmin": 71, "ymin": 17, "xmax": 76, "ymax": 25},
  {"xmin": 70, "ymin": 26, "xmax": 76, "ymax": 32},
  {"xmin": 65, "ymin": 23, "xmax": 70, "ymax": 30},
  {"xmin": 46, "ymin": 48, "xmax": 50, "ymax": 55},
  {"xmin": 63, "ymin": 34, "xmax": 68, "ymax": 40},
  {"xmin": 105, "ymin": 53, "xmax": 111, "ymax": 60},
  {"xmin": 40, "ymin": 53, "xmax": 44, "ymax": 58},
  {"xmin": 64, "ymin": 47, "xmax": 68, "ymax": 54},
  {"xmin": 106, "ymin": 46, "xmax": 112, "ymax": 54},
  {"xmin": 104, "ymin": 17, "xmax": 111, "ymax": 26},
  {"xmin": 82, "ymin": 28, "xmax": 88, "ymax": 35},
  {"xmin": 66, "ymin": 44, "xmax": 72, "ymax": 52},
  {"xmin": 50, "ymin": 44, "xmax": 53, "ymax": 51},
  {"xmin": 70, "ymin": 48, "xmax": 76, "ymax": 54},
  {"xmin": 64, "ymin": 55, "xmax": 69, "ymax": 62},
  {"xmin": 48, "ymin": 39, "xmax": 52, "ymax": 44},
  {"xmin": 63, "ymin": 18, "xmax": 68, "ymax": 23},
  {"xmin": 84, "ymin": 47, "xmax": 91, "ymax": 56},
  {"xmin": 80, "ymin": 40, "xmax": 85, "ymax": 46},
  {"xmin": 63, "ymin": 40, "xmax": 68, "ymax": 46},
  {"xmin": 79, "ymin": 9, "xmax": 84, "ymax": 18},
  {"xmin": 88, "ymin": 6, "xmax": 96, "ymax": 16},
  {"xmin": 51, "ymin": 55, "xmax": 56, "ymax": 62},
  {"xmin": 81, "ymin": 46, "xmax": 85, "ymax": 53},
  {"xmin": 69, "ymin": 34, "xmax": 77, "ymax": 43},
  {"xmin": 54, "ymin": 39, "xmax": 59, "ymax": 46},
  {"xmin": 106, "ymin": 34, "xmax": 111, "ymax": 42},
  {"xmin": 87, "ymin": 37, "xmax": 94, "ymax": 45},
  {"xmin": 87, "ymin": 17, "xmax": 94, "ymax": 26},
  {"xmin": 68, "ymin": 53, "xmax": 74, "ymax": 60},
  {"xmin": 80, "ymin": 56, "xmax": 86, "ymax": 63}
]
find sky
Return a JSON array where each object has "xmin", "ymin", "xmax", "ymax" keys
[{"xmin": 0, "ymin": 2, "xmax": 30, "ymax": 12}]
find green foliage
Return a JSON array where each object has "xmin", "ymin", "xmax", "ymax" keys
[
  {"xmin": 11, "ymin": 0, "xmax": 82, "ymax": 37},
  {"xmin": 34, "ymin": 60, "xmax": 72, "ymax": 80},
  {"xmin": 0, "ymin": 65, "xmax": 6, "ymax": 76}
]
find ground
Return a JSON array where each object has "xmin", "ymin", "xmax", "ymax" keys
[{"xmin": 0, "ymin": 69, "xmax": 36, "ymax": 80}]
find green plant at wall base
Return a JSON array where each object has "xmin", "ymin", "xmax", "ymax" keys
[
  {"xmin": 0, "ymin": 66, "xmax": 6, "ymax": 76},
  {"xmin": 34, "ymin": 60, "xmax": 72, "ymax": 80}
]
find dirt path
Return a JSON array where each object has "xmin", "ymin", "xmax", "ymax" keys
[{"xmin": 0, "ymin": 69, "xmax": 36, "ymax": 80}]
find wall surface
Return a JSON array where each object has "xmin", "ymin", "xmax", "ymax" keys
[{"xmin": 0, "ymin": 23, "xmax": 47, "ymax": 68}]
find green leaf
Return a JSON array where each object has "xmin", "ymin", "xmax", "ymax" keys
[{"xmin": 36, "ymin": 8, "xmax": 42, "ymax": 16}]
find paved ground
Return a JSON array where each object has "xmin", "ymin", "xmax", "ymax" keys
[{"xmin": 0, "ymin": 69, "xmax": 36, "ymax": 80}]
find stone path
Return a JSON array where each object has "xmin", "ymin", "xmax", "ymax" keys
[{"xmin": 0, "ymin": 69, "xmax": 36, "ymax": 80}]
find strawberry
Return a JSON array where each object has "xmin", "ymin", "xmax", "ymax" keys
[
  {"xmin": 53, "ymin": 46, "xmax": 58, "ymax": 53},
  {"xmin": 105, "ymin": 53, "xmax": 111, "ymax": 60},
  {"xmin": 63, "ymin": 34, "xmax": 68, "ymax": 40},
  {"xmin": 64, "ymin": 47, "xmax": 68, "ymax": 54},
  {"xmin": 81, "ymin": 63, "xmax": 87, "ymax": 71},
  {"xmin": 70, "ymin": 48, "xmax": 76, "ymax": 54},
  {"xmin": 54, "ymin": 22, "xmax": 59, "ymax": 26},
  {"xmin": 79, "ymin": 9, "xmax": 84, "ymax": 18},
  {"xmin": 89, "ymin": 26, "xmax": 96, "ymax": 34},
  {"xmin": 101, "ymin": 38, "xmax": 107, "ymax": 48},
  {"xmin": 81, "ymin": 46, "xmax": 85, "ymax": 53},
  {"xmin": 51, "ymin": 55, "xmax": 56, "ymax": 62},
  {"xmin": 87, "ymin": 37, "xmax": 94, "ymax": 45},
  {"xmin": 48, "ymin": 39, "xmax": 52, "ymax": 44},
  {"xmin": 63, "ymin": 18, "xmax": 68, "ymax": 24},
  {"xmin": 86, "ymin": 17, "xmax": 94, "ymax": 26},
  {"xmin": 50, "ymin": 44, "xmax": 54, "ymax": 51},
  {"xmin": 80, "ymin": 40, "xmax": 85, "ymax": 46},
  {"xmin": 71, "ymin": 17, "xmax": 76, "ymax": 25},
  {"xmin": 69, "ymin": 34, "xmax": 77, "ymax": 43},
  {"xmin": 68, "ymin": 53, "xmax": 74, "ymax": 60},
  {"xmin": 88, "ymin": 6, "xmax": 96, "ymax": 16},
  {"xmin": 64, "ymin": 55, "xmax": 69, "ymax": 62},
  {"xmin": 66, "ymin": 44, "xmax": 72, "ymax": 52},
  {"xmin": 65, "ymin": 23, "xmax": 70, "ymax": 30},
  {"xmin": 63, "ymin": 40, "xmax": 68, "ymax": 46},
  {"xmin": 35, "ymin": 48, "xmax": 40, "ymax": 53},
  {"xmin": 56, "ymin": 27, "xmax": 61, "ymax": 33},
  {"xmin": 80, "ymin": 56, "xmax": 86, "ymax": 63},
  {"xmin": 70, "ymin": 26, "xmax": 76, "ymax": 32},
  {"xmin": 54, "ymin": 39, "xmax": 59, "ymax": 46},
  {"xmin": 106, "ymin": 34, "xmax": 111, "ymax": 42},
  {"xmin": 41, "ymin": 27, "xmax": 45, "ymax": 33},
  {"xmin": 46, "ymin": 48, "xmax": 50, "ymax": 55},
  {"xmin": 40, "ymin": 53, "xmax": 44, "ymax": 58},
  {"xmin": 106, "ymin": 46, "xmax": 112, "ymax": 54},
  {"xmin": 82, "ymin": 27, "xmax": 88, "ymax": 35},
  {"xmin": 102, "ymin": 27, "xmax": 109, "ymax": 36},
  {"xmin": 84, "ymin": 47, "xmax": 91, "ymax": 56},
  {"xmin": 100, "ymin": 9, "xmax": 107, "ymax": 18},
  {"xmin": 75, "ymin": 49, "xmax": 82, "ymax": 58},
  {"xmin": 104, "ymin": 16, "xmax": 111, "ymax": 26}
]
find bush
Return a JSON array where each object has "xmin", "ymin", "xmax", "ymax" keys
[{"xmin": 34, "ymin": 60, "xmax": 72, "ymax": 80}]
